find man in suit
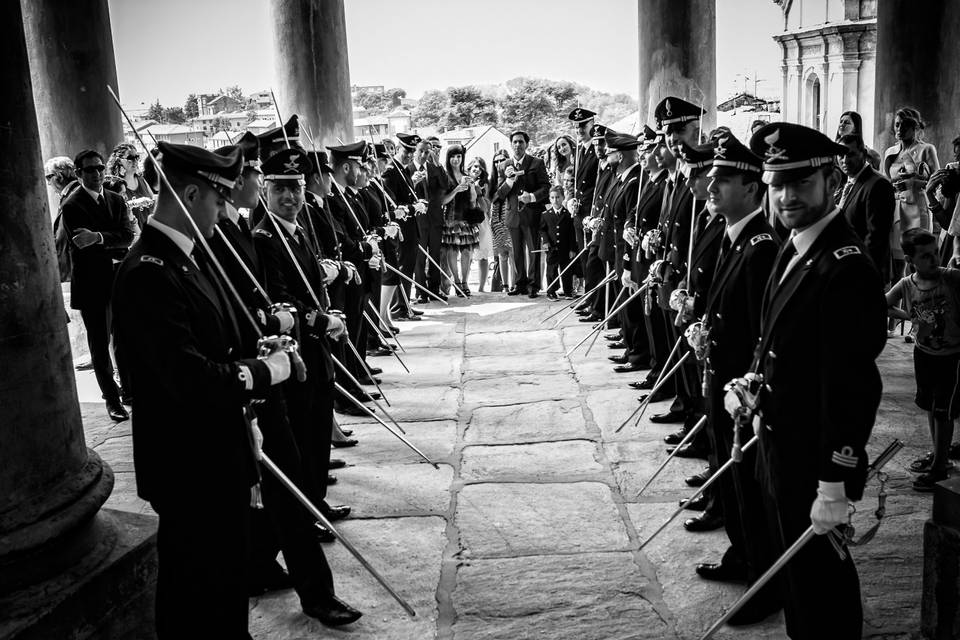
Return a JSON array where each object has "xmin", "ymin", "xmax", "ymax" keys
[
  {"xmin": 498, "ymin": 130, "xmax": 551, "ymax": 297},
  {"xmin": 112, "ymin": 142, "xmax": 293, "ymax": 637},
  {"xmin": 410, "ymin": 139, "xmax": 448, "ymax": 299},
  {"xmin": 693, "ymin": 134, "xmax": 782, "ymax": 624},
  {"xmin": 836, "ymin": 133, "xmax": 895, "ymax": 283},
  {"xmin": 62, "ymin": 148, "xmax": 136, "ymax": 421},
  {"xmin": 728, "ymin": 123, "xmax": 887, "ymax": 638}
]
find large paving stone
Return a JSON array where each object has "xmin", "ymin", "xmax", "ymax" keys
[
  {"xmin": 375, "ymin": 349, "xmax": 463, "ymax": 388},
  {"xmin": 334, "ymin": 420, "xmax": 456, "ymax": 466},
  {"xmin": 331, "ymin": 463, "xmax": 454, "ymax": 518},
  {"xmin": 452, "ymin": 552, "xmax": 674, "ymax": 640},
  {"xmin": 465, "ymin": 399, "xmax": 589, "ymax": 444},
  {"xmin": 605, "ymin": 440, "xmax": 705, "ymax": 501},
  {"xmin": 568, "ymin": 351, "xmax": 648, "ymax": 389},
  {"xmin": 102, "ymin": 471, "xmax": 152, "ymax": 515},
  {"xmin": 585, "ymin": 389, "xmax": 674, "ymax": 442},
  {"xmin": 92, "ymin": 436, "xmax": 135, "ymax": 473},
  {"xmin": 465, "ymin": 330, "xmax": 564, "ymax": 357},
  {"xmin": 463, "ymin": 352, "xmax": 570, "ymax": 379},
  {"xmin": 456, "ymin": 482, "xmax": 630, "ymax": 557},
  {"xmin": 462, "ymin": 373, "xmax": 579, "ymax": 407},
  {"xmin": 394, "ymin": 321, "xmax": 464, "ymax": 350},
  {"xmin": 461, "ymin": 440, "xmax": 605, "ymax": 483},
  {"xmin": 339, "ymin": 385, "xmax": 460, "ymax": 424},
  {"xmin": 250, "ymin": 516, "xmax": 444, "ymax": 640}
]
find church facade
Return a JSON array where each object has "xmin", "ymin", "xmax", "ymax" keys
[{"xmin": 773, "ymin": 0, "xmax": 877, "ymax": 144}]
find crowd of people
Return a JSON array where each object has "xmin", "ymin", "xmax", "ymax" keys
[{"xmin": 45, "ymin": 88, "xmax": 960, "ymax": 638}]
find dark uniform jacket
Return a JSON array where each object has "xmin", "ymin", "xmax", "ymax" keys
[
  {"xmin": 587, "ymin": 166, "xmax": 619, "ymax": 248},
  {"xmin": 496, "ymin": 154, "xmax": 551, "ymax": 229},
  {"xmin": 112, "ymin": 225, "xmax": 272, "ymax": 502},
  {"xmin": 752, "ymin": 213, "xmax": 886, "ymax": 500},
  {"xmin": 61, "ymin": 187, "xmax": 136, "ymax": 310},
  {"xmin": 598, "ymin": 164, "xmax": 645, "ymax": 266},
  {"xmin": 327, "ymin": 187, "xmax": 373, "ymax": 268},
  {"xmin": 837, "ymin": 166, "xmax": 895, "ymax": 282},
  {"xmin": 628, "ymin": 170, "xmax": 668, "ymax": 282},
  {"xmin": 574, "ymin": 143, "xmax": 599, "ymax": 217},
  {"xmin": 702, "ymin": 211, "xmax": 778, "ymax": 383},
  {"xmin": 539, "ymin": 206, "xmax": 576, "ymax": 265},
  {"xmin": 687, "ymin": 210, "xmax": 727, "ymax": 319},
  {"xmin": 303, "ymin": 192, "xmax": 341, "ymax": 261}
]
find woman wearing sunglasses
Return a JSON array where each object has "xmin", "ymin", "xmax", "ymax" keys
[{"xmin": 105, "ymin": 142, "xmax": 156, "ymax": 230}]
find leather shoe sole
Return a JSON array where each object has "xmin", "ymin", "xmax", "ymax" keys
[
  {"xmin": 684, "ymin": 513, "xmax": 724, "ymax": 532},
  {"xmin": 322, "ymin": 505, "xmax": 351, "ymax": 521},
  {"xmin": 608, "ymin": 355, "xmax": 628, "ymax": 364},
  {"xmin": 695, "ymin": 561, "xmax": 747, "ymax": 582},
  {"xmin": 650, "ymin": 411, "xmax": 686, "ymax": 424},
  {"xmin": 332, "ymin": 439, "xmax": 358, "ymax": 448},
  {"xmin": 679, "ymin": 494, "xmax": 709, "ymax": 511},
  {"xmin": 329, "ymin": 458, "xmax": 347, "ymax": 470},
  {"xmin": 685, "ymin": 469, "xmax": 711, "ymax": 487},
  {"xmin": 613, "ymin": 364, "xmax": 644, "ymax": 373},
  {"xmin": 303, "ymin": 596, "xmax": 363, "ymax": 627}
]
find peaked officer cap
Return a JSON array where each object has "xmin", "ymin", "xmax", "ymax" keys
[
  {"xmin": 655, "ymin": 97, "xmax": 704, "ymax": 134},
  {"xmin": 707, "ymin": 133, "xmax": 763, "ymax": 177},
  {"xmin": 159, "ymin": 141, "xmax": 241, "ymax": 199},
  {"xmin": 261, "ymin": 148, "xmax": 312, "ymax": 185},
  {"xmin": 568, "ymin": 107, "xmax": 597, "ymax": 123},
  {"xmin": 749, "ymin": 122, "xmax": 847, "ymax": 185}
]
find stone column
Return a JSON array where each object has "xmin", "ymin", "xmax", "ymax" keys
[
  {"xmin": 0, "ymin": 0, "xmax": 114, "ymax": 600},
  {"xmin": 874, "ymin": 0, "xmax": 960, "ymax": 163},
  {"xmin": 21, "ymin": 0, "xmax": 123, "ymax": 164},
  {"xmin": 268, "ymin": 0, "xmax": 354, "ymax": 148},
  {"xmin": 637, "ymin": 0, "xmax": 716, "ymax": 135}
]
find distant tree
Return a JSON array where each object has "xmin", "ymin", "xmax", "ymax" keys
[
  {"xmin": 386, "ymin": 87, "xmax": 407, "ymax": 108},
  {"xmin": 245, "ymin": 109, "xmax": 258, "ymax": 123},
  {"xmin": 211, "ymin": 116, "xmax": 230, "ymax": 133},
  {"xmin": 442, "ymin": 86, "xmax": 497, "ymax": 129},
  {"xmin": 146, "ymin": 99, "xmax": 163, "ymax": 122},
  {"xmin": 412, "ymin": 89, "xmax": 446, "ymax": 128},
  {"xmin": 222, "ymin": 85, "xmax": 245, "ymax": 104},
  {"xmin": 162, "ymin": 107, "xmax": 187, "ymax": 124},
  {"xmin": 183, "ymin": 94, "xmax": 199, "ymax": 119}
]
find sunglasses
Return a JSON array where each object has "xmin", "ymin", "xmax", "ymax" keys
[
  {"xmin": 126, "ymin": 155, "xmax": 141, "ymax": 162},
  {"xmin": 81, "ymin": 165, "xmax": 106, "ymax": 173},
  {"xmin": 45, "ymin": 173, "xmax": 56, "ymax": 181}
]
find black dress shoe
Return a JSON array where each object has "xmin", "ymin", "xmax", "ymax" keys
[
  {"xmin": 650, "ymin": 410, "xmax": 686, "ymax": 424},
  {"xmin": 630, "ymin": 376, "xmax": 658, "ymax": 390},
  {"xmin": 679, "ymin": 494, "xmax": 709, "ymax": 511},
  {"xmin": 411, "ymin": 308, "xmax": 424, "ymax": 316},
  {"xmin": 684, "ymin": 512, "xmax": 724, "ymax": 532},
  {"xmin": 613, "ymin": 363, "xmax": 644, "ymax": 373},
  {"xmin": 664, "ymin": 430, "xmax": 686, "ymax": 445},
  {"xmin": 528, "ymin": 291, "xmax": 539, "ymax": 298},
  {"xmin": 575, "ymin": 309, "xmax": 592, "ymax": 316},
  {"xmin": 358, "ymin": 375, "xmax": 382, "ymax": 385},
  {"xmin": 578, "ymin": 315, "xmax": 601, "ymax": 322},
  {"xmin": 106, "ymin": 401, "xmax": 129, "ymax": 422},
  {"xmin": 303, "ymin": 596, "xmax": 363, "ymax": 627},
  {"xmin": 367, "ymin": 366, "xmax": 383, "ymax": 375},
  {"xmin": 670, "ymin": 443, "xmax": 708, "ymax": 460},
  {"xmin": 329, "ymin": 458, "xmax": 347, "ymax": 470},
  {"xmin": 685, "ymin": 469, "xmax": 712, "ymax": 487},
  {"xmin": 334, "ymin": 402, "xmax": 369, "ymax": 417},
  {"xmin": 506, "ymin": 287, "xmax": 523, "ymax": 296},
  {"xmin": 315, "ymin": 522, "xmax": 337, "ymax": 543},
  {"xmin": 247, "ymin": 562, "xmax": 293, "ymax": 596},
  {"xmin": 332, "ymin": 438, "xmax": 358, "ymax": 448},
  {"xmin": 647, "ymin": 388, "xmax": 674, "ymax": 403},
  {"xmin": 322, "ymin": 504, "xmax": 351, "ymax": 521},
  {"xmin": 120, "ymin": 394, "xmax": 134, "ymax": 407},
  {"xmin": 399, "ymin": 313, "xmax": 421, "ymax": 321},
  {"xmin": 604, "ymin": 332, "xmax": 622, "ymax": 340},
  {"xmin": 340, "ymin": 428, "xmax": 353, "ymax": 436},
  {"xmin": 695, "ymin": 560, "xmax": 747, "ymax": 582},
  {"xmin": 368, "ymin": 347, "xmax": 395, "ymax": 357},
  {"xmin": 609, "ymin": 354, "xmax": 629, "ymax": 364},
  {"xmin": 608, "ymin": 341, "xmax": 627, "ymax": 349}
]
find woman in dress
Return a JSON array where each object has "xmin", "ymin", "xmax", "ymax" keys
[
  {"xmin": 549, "ymin": 134, "xmax": 576, "ymax": 186},
  {"xmin": 883, "ymin": 107, "xmax": 940, "ymax": 279},
  {"xmin": 469, "ymin": 157, "xmax": 494, "ymax": 292},
  {"xmin": 440, "ymin": 144, "xmax": 480, "ymax": 296},
  {"xmin": 488, "ymin": 150, "xmax": 515, "ymax": 294},
  {"xmin": 835, "ymin": 111, "xmax": 881, "ymax": 169},
  {"xmin": 104, "ymin": 142, "xmax": 155, "ymax": 230}
]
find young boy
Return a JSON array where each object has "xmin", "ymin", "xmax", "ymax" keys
[
  {"xmin": 887, "ymin": 227, "xmax": 960, "ymax": 490},
  {"xmin": 540, "ymin": 186, "xmax": 576, "ymax": 300}
]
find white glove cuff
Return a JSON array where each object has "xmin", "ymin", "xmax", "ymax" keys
[{"xmin": 817, "ymin": 480, "xmax": 847, "ymax": 502}]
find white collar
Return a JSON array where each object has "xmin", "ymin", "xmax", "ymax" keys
[
  {"xmin": 271, "ymin": 213, "xmax": 300, "ymax": 237},
  {"xmin": 619, "ymin": 163, "xmax": 640, "ymax": 182},
  {"xmin": 224, "ymin": 202, "xmax": 241, "ymax": 224},
  {"xmin": 147, "ymin": 216, "xmax": 194, "ymax": 258},
  {"xmin": 513, "ymin": 154, "xmax": 526, "ymax": 165},
  {"xmin": 790, "ymin": 208, "xmax": 841, "ymax": 257},
  {"xmin": 83, "ymin": 184, "xmax": 103, "ymax": 201},
  {"xmin": 726, "ymin": 207, "xmax": 763, "ymax": 242}
]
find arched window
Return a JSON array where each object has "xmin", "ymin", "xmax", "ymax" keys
[{"xmin": 804, "ymin": 71, "xmax": 822, "ymax": 131}]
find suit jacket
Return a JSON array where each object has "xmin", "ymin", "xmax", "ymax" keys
[
  {"xmin": 702, "ymin": 212, "xmax": 778, "ymax": 382},
  {"xmin": 61, "ymin": 186, "xmax": 136, "ymax": 309},
  {"xmin": 412, "ymin": 162, "xmax": 448, "ymax": 226},
  {"xmin": 628, "ymin": 171, "xmax": 668, "ymax": 282},
  {"xmin": 112, "ymin": 225, "xmax": 272, "ymax": 502},
  {"xmin": 539, "ymin": 207, "xmax": 575, "ymax": 264},
  {"xmin": 587, "ymin": 166, "xmax": 619, "ymax": 248},
  {"xmin": 574, "ymin": 143, "xmax": 599, "ymax": 218},
  {"xmin": 327, "ymin": 186, "xmax": 373, "ymax": 268},
  {"xmin": 838, "ymin": 166, "xmax": 895, "ymax": 282},
  {"xmin": 687, "ymin": 210, "xmax": 726, "ymax": 317},
  {"xmin": 496, "ymin": 154, "xmax": 551, "ymax": 228},
  {"xmin": 752, "ymin": 214, "xmax": 886, "ymax": 501},
  {"xmin": 598, "ymin": 164, "xmax": 644, "ymax": 266}
]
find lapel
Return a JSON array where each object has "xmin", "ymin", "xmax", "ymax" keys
[
  {"xmin": 706, "ymin": 214, "xmax": 762, "ymax": 315},
  {"xmin": 220, "ymin": 217, "xmax": 259, "ymax": 274},
  {"xmin": 691, "ymin": 212, "xmax": 720, "ymax": 267}
]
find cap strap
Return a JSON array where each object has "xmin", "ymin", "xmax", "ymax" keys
[
  {"xmin": 197, "ymin": 170, "xmax": 237, "ymax": 190},
  {"xmin": 763, "ymin": 156, "xmax": 835, "ymax": 171},
  {"xmin": 712, "ymin": 159, "xmax": 762, "ymax": 173}
]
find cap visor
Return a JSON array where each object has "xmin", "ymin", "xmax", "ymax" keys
[{"xmin": 763, "ymin": 165, "xmax": 820, "ymax": 186}]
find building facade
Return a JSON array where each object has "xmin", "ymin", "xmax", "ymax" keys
[{"xmin": 773, "ymin": 0, "xmax": 877, "ymax": 144}]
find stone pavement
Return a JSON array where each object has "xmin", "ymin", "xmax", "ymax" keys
[{"xmin": 82, "ymin": 289, "xmax": 930, "ymax": 640}]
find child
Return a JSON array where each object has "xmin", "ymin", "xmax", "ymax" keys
[
  {"xmin": 540, "ymin": 186, "xmax": 576, "ymax": 300},
  {"xmin": 887, "ymin": 227, "xmax": 960, "ymax": 490}
]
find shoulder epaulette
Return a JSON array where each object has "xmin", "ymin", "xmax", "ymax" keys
[
  {"xmin": 140, "ymin": 255, "xmax": 164, "ymax": 266},
  {"xmin": 254, "ymin": 228, "xmax": 272, "ymax": 238},
  {"xmin": 750, "ymin": 233, "xmax": 774, "ymax": 246},
  {"xmin": 833, "ymin": 245, "xmax": 861, "ymax": 259}
]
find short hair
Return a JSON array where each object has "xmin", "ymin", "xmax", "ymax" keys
[
  {"xmin": 901, "ymin": 227, "xmax": 937, "ymax": 257},
  {"xmin": 73, "ymin": 148, "xmax": 103, "ymax": 168},
  {"xmin": 838, "ymin": 134, "xmax": 866, "ymax": 150},
  {"xmin": 44, "ymin": 156, "xmax": 74, "ymax": 177},
  {"xmin": 510, "ymin": 131, "xmax": 530, "ymax": 144},
  {"xmin": 549, "ymin": 185, "xmax": 564, "ymax": 197}
]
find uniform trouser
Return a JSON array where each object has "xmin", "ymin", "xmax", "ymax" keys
[
  {"xmin": 509, "ymin": 224, "xmax": 541, "ymax": 292},
  {"xmin": 249, "ymin": 390, "xmax": 336, "ymax": 609},
  {"xmin": 582, "ymin": 243, "xmax": 603, "ymax": 307},
  {"xmin": 664, "ymin": 310, "xmax": 696, "ymax": 413},
  {"xmin": 593, "ymin": 263, "xmax": 620, "ymax": 323},
  {"xmin": 395, "ymin": 219, "xmax": 419, "ymax": 313},
  {"xmin": 154, "ymin": 484, "xmax": 251, "ymax": 639},
  {"xmin": 343, "ymin": 281, "xmax": 367, "ymax": 379},
  {"xmin": 545, "ymin": 261, "xmax": 572, "ymax": 295},
  {"xmin": 760, "ymin": 440, "xmax": 862, "ymax": 639},
  {"xmin": 415, "ymin": 218, "xmax": 443, "ymax": 294},
  {"xmin": 81, "ymin": 303, "xmax": 125, "ymax": 403},
  {"xmin": 619, "ymin": 286, "xmax": 651, "ymax": 365},
  {"xmin": 643, "ymin": 291, "xmax": 669, "ymax": 375},
  {"xmin": 284, "ymin": 361, "xmax": 334, "ymax": 504}
]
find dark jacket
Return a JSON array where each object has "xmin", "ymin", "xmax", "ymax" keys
[
  {"xmin": 838, "ymin": 166, "xmax": 895, "ymax": 282},
  {"xmin": 412, "ymin": 162, "xmax": 448, "ymax": 226},
  {"xmin": 598, "ymin": 164, "xmax": 644, "ymax": 265},
  {"xmin": 687, "ymin": 210, "xmax": 727, "ymax": 318},
  {"xmin": 574, "ymin": 143, "xmax": 599, "ymax": 218},
  {"xmin": 539, "ymin": 206, "xmax": 576, "ymax": 265},
  {"xmin": 112, "ymin": 225, "xmax": 272, "ymax": 502},
  {"xmin": 61, "ymin": 186, "xmax": 136, "ymax": 309},
  {"xmin": 495, "ymin": 154, "xmax": 551, "ymax": 229}
]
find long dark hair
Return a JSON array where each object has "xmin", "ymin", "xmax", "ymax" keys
[
  {"xmin": 836, "ymin": 110, "xmax": 864, "ymax": 141},
  {"xmin": 488, "ymin": 151, "xmax": 509, "ymax": 200},
  {"xmin": 468, "ymin": 156, "xmax": 488, "ymax": 189},
  {"xmin": 445, "ymin": 144, "xmax": 466, "ymax": 180}
]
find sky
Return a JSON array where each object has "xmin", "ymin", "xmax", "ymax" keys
[{"xmin": 109, "ymin": 0, "xmax": 784, "ymax": 111}]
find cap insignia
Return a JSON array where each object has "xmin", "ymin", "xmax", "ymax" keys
[
  {"xmin": 763, "ymin": 129, "xmax": 788, "ymax": 162},
  {"xmin": 665, "ymin": 100, "xmax": 672, "ymax": 117},
  {"xmin": 284, "ymin": 154, "xmax": 301, "ymax": 172}
]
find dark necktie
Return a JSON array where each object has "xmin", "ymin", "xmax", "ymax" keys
[
  {"xmin": 773, "ymin": 238, "xmax": 798, "ymax": 285},
  {"xmin": 236, "ymin": 214, "xmax": 252, "ymax": 240},
  {"xmin": 718, "ymin": 233, "xmax": 732, "ymax": 265},
  {"xmin": 838, "ymin": 180, "xmax": 855, "ymax": 209}
]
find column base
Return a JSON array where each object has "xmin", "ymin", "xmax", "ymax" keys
[{"xmin": 0, "ymin": 509, "xmax": 158, "ymax": 640}]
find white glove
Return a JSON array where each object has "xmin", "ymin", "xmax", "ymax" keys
[
  {"xmin": 341, "ymin": 261, "xmax": 360, "ymax": 284},
  {"xmin": 273, "ymin": 310, "xmax": 295, "ymax": 333},
  {"xmin": 413, "ymin": 200, "xmax": 428, "ymax": 215},
  {"xmin": 623, "ymin": 227, "xmax": 639, "ymax": 247},
  {"xmin": 621, "ymin": 271, "xmax": 634, "ymax": 288},
  {"xmin": 250, "ymin": 416, "xmax": 263, "ymax": 461},
  {"xmin": 263, "ymin": 349, "xmax": 292, "ymax": 385},
  {"xmin": 641, "ymin": 232, "xmax": 651, "ymax": 253},
  {"xmin": 365, "ymin": 237, "xmax": 380, "ymax": 254},
  {"xmin": 385, "ymin": 223, "xmax": 400, "ymax": 239},
  {"xmin": 393, "ymin": 206, "xmax": 409, "ymax": 221},
  {"xmin": 319, "ymin": 260, "xmax": 340, "ymax": 284},
  {"xmin": 369, "ymin": 254, "xmax": 382, "ymax": 269},
  {"xmin": 568, "ymin": 199, "xmax": 580, "ymax": 215},
  {"xmin": 810, "ymin": 481, "xmax": 849, "ymax": 535},
  {"xmin": 325, "ymin": 313, "xmax": 347, "ymax": 340}
]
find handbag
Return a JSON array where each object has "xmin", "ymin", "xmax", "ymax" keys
[{"xmin": 463, "ymin": 206, "xmax": 485, "ymax": 225}]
